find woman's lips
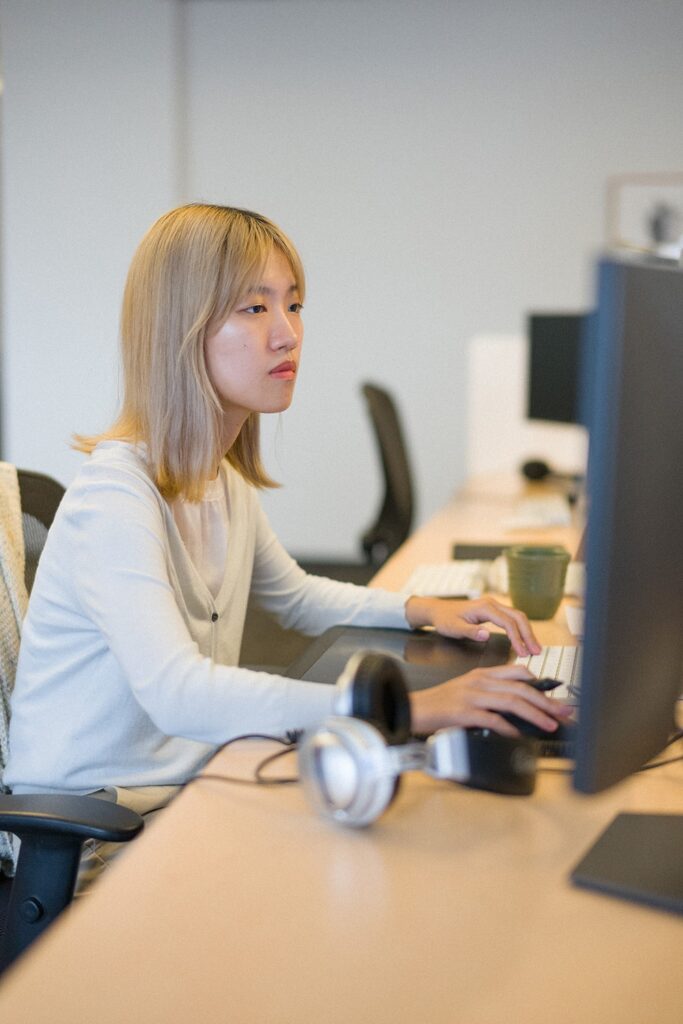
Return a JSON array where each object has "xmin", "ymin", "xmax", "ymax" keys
[{"xmin": 269, "ymin": 361, "xmax": 297, "ymax": 379}]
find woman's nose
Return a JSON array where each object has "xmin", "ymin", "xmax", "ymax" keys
[{"xmin": 271, "ymin": 312, "xmax": 301, "ymax": 349}]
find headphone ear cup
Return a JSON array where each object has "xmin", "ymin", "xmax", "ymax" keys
[
  {"xmin": 464, "ymin": 731, "xmax": 539, "ymax": 796},
  {"xmin": 335, "ymin": 652, "xmax": 412, "ymax": 745},
  {"xmin": 298, "ymin": 717, "xmax": 400, "ymax": 827}
]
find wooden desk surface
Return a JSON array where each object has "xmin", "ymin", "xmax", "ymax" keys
[
  {"xmin": 371, "ymin": 473, "xmax": 584, "ymax": 591},
  {"xmin": 0, "ymin": 476, "xmax": 680, "ymax": 1023},
  {"xmin": 372, "ymin": 472, "xmax": 584, "ymax": 646}
]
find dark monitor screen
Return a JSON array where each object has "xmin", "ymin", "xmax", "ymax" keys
[
  {"xmin": 527, "ymin": 313, "xmax": 587, "ymax": 425},
  {"xmin": 570, "ymin": 254, "xmax": 683, "ymax": 913}
]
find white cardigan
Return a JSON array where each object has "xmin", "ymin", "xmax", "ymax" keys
[{"xmin": 6, "ymin": 442, "xmax": 408, "ymax": 793}]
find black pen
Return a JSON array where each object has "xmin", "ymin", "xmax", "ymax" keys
[{"xmin": 532, "ymin": 678, "xmax": 563, "ymax": 692}]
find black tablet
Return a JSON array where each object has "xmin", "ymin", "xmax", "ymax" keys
[{"xmin": 285, "ymin": 625, "xmax": 511, "ymax": 690}]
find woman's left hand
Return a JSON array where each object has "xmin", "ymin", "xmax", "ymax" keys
[{"xmin": 404, "ymin": 595, "xmax": 541, "ymax": 658}]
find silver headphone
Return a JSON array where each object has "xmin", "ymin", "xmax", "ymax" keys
[{"xmin": 298, "ymin": 651, "xmax": 539, "ymax": 827}]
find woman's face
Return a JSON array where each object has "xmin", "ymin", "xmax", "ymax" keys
[{"xmin": 205, "ymin": 248, "xmax": 303, "ymax": 437}]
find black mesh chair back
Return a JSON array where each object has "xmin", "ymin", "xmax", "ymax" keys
[
  {"xmin": 360, "ymin": 383, "xmax": 415, "ymax": 565},
  {"xmin": 18, "ymin": 469, "xmax": 65, "ymax": 592}
]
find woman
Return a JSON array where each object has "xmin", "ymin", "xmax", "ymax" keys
[{"xmin": 6, "ymin": 204, "xmax": 571, "ymax": 881}]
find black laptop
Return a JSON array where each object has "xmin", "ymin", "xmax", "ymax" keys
[{"xmin": 284, "ymin": 625, "xmax": 511, "ymax": 690}]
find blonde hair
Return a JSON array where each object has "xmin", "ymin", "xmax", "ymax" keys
[{"xmin": 74, "ymin": 203, "xmax": 305, "ymax": 500}]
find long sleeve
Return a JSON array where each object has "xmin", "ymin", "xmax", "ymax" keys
[
  {"xmin": 249, "ymin": 502, "xmax": 408, "ymax": 634},
  {"xmin": 63, "ymin": 462, "xmax": 335, "ymax": 741}
]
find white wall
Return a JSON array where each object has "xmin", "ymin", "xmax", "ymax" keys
[
  {"xmin": 466, "ymin": 334, "xmax": 588, "ymax": 479},
  {"xmin": 2, "ymin": 0, "xmax": 683, "ymax": 556},
  {"xmin": 0, "ymin": 0, "xmax": 181, "ymax": 479}
]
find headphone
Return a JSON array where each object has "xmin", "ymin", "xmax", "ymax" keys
[{"xmin": 298, "ymin": 651, "xmax": 539, "ymax": 827}]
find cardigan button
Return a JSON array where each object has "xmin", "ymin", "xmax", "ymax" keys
[{"xmin": 211, "ymin": 612, "xmax": 218, "ymax": 622}]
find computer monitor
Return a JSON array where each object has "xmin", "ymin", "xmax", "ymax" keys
[
  {"xmin": 570, "ymin": 254, "xmax": 683, "ymax": 912},
  {"xmin": 527, "ymin": 313, "xmax": 587, "ymax": 425}
]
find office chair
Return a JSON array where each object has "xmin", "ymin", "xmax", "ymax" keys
[
  {"xmin": 0, "ymin": 466, "xmax": 144, "ymax": 974},
  {"xmin": 359, "ymin": 382, "xmax": 414, "ymax": 565},
  {"xmin": 241, "ymin": 383, "xmax": 415, "ymax": 669},
  {"xmin": 295, "ymin": 382, "xmax": 415, "ymax": 579}
]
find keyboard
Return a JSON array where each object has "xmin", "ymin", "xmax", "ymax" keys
[
  {"xmin": 402, "ymin": 560, "xmax": 489, "ymax": 599},
  {"xmin": 402, "ymin": 560, "xmax": 585, "ymax": 600},
  {"xmin": 501, "ymin": 494, "xmax": 572, "ymax": 530},
  {"xmin": 515, "ymin": 644, "xmax": 583, "ymax": 705}
]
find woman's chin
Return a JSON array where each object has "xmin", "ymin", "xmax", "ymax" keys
[{"xmin": 264, "ymin": 391, "xmax": 296, "ymax": 414}]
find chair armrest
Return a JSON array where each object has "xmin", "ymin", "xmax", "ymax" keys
[
  {"xmin": 0, "ymin": 794, "xmax": 143, "ymax": 843},
  {"xmin": 0, "ymin": 795, "xmax": 144, "ymax": 972}
]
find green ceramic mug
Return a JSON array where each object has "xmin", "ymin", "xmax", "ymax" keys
[{"xmin": 505, "ymin": 545, "xmax": 571, "ymax": 620}]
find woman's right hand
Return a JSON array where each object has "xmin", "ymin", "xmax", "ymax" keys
[{"xmin": 408, "ymin": 663, "xmax": 575, "ymax": 737}]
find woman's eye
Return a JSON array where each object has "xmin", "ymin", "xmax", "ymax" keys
[
  {"xmin": 243, "ymin": 304, "xmax": 266, "ymax": 314},
  {"xmin": 289, "ymin": 302, "xmax": 304, "ymax": 313}
]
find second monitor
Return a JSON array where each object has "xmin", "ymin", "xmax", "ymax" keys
[{"xmin": 527, "ymin": 312, "xmax": 587, "ymax": 426}]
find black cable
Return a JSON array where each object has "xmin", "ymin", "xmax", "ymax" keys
[
  {"xmin": 638, "ymin": 753, "xmax": 683, "ymax": 771},
  {"xmin": 538, "ymin": 729, "xmax": 683, "ymax": 775},
  {"xmin": 181, "ymin": 732, "xmax": 301, "ymax": 789},
  {"xmin": 254, "ymin": 745, "xmax": 299, "ymax": 785},
  {"xmin": 187, "ymin": 726, "xmax": 683, "ymax": 791},
  {"xmin": 635, "ymin": 729, "xmax": 683, "ymax": 772}
]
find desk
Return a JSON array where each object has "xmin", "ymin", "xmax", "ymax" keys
[
  {"xmin": 0, "ymin": 477, "xmax": 680, "ymax": 1023},
  {"xmin": 373, "ymin": 473, "xmax": 583, "ymax": 646}
]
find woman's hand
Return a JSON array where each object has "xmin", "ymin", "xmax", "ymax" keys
[
  {"xmin": 405, "ymin": 595, "xmax": 541, "ymax": 657},
  {"xmin": 408, "ymin": 663, "xmax": 574, "ymax": 737}
]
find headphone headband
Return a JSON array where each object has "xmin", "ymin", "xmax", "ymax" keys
[{"xmin": 333, "ymin": 650, "xmax": 412, "ymax": 744}]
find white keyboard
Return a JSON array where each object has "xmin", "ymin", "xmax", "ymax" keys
[
  {"xmin": 516, "ymin": 644, "xmax": 583, "ymax": 705},
  {"xmin": 402, "ymin": 560, "xmax": 489, "ymax": 599},
  {"xmin": 402, "ymin": 559, "xmax": 585, "ymax": 600},
  {"xmin": 502, "ymin": 494, "xmax": 572, "ymax": 530}
]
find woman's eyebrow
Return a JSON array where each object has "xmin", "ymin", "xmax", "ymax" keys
[{"xmin": 245, "ymin": 282, "xmax": 299, "ymax": 296}]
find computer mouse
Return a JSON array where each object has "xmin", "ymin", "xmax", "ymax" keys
[
  {"xmin": 498, "ymin": 713, "xmax": 577, "ymax": 743},
  {"xmin": 511, "ymin": 677, "xmax": 577, "ymax": 739}
]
